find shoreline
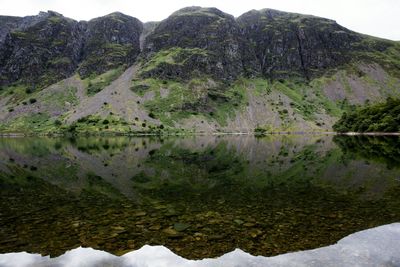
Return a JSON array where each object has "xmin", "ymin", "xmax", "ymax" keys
[
  {"xmin": 336, "ymin": 132, "xmax": 400, "ymax": 136},
  {"xmin": 0, "ymin": 131, "xmax": 399, "ymax": 137},
  {"xmin": 0, "ymin": 131, "xmax": 338, "ymax": 137}
]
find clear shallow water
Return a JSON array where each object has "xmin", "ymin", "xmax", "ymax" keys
[
  {"xmin": 0, "ymin": 135, "xmax": 399, "ymax": 260},
  {"xmin": 1, "ymin": 223, "xmax": 400, "ymax": 267}
]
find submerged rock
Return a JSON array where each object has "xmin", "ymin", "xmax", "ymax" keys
[{"xmin": 173, "ymin": 223, "xmax": 190, "ymax": 232}]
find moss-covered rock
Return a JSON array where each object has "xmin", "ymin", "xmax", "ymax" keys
[
  {"xmin": 139, "ymin": 47, "xmax": 211, "ymax": 80},
  {"xmin": 141, "ymin": 7, "xmax": 255, "ymax": 81},
  {"xmin": 237, "ymin": 9, "xmax": 393, "ymax": 80},
  {"xmin": 0, "ymin": 11, "xmax": 143, "ymax": 90},
  {"xmin": 0, "ymin": 15, "xmax": 22, "ymax": 43},
  {"xmin": 78, "ymin": 12, "xmax": 143, "ymax": 78},
  {"xmin": 0, "ymin": 11, "xmax": 85, "ymax": 89}
]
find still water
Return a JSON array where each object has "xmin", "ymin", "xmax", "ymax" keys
[{"xmin": 0, "ymin": 135, "xmax": 399, "ymax": 259}]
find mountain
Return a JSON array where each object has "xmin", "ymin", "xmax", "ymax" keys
[
  {"xmin": 78, "ymin": 12, "xmax": 142, "ymax": 78},
  {"xmin": 140, "ymin": 7, "xmax": 253, "ymax": 81},
  {"xmin": 0, "ymin": 11, "xmax": 83, "ymax": 88},
  {"xmin": 238, "ymin": 9, "xmax": 368, "ymax": 79},
  {"xmin": 0, "ymin": 11, "xmax": 142, "ymax": 88},
  {"xmin": 0, "ymin": 7, "xmax": 399, "ymax": 134}
]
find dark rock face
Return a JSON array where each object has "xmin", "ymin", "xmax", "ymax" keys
[
  {"xmin": 0, "ymin": 7, "xmax": 397, "ymax": 89},
  {"xmin": 0, "ymin": 11, "xmax": 143, "ymax": 88},
  {"xmin": 142, "ymin": 7, "xmax": 254, "ymax": 81},
  {"xmin": 237, "ymin": 9, "xmax": 366, "ymax": 80},
  {"xmin": 141, "ymin": 7, "xmax": 395, "ymax": 82},
  {"xmin": 0, "ymin": 11, "xmax": 84, "ymax": 88},
  {"xmin": 0, "ymin": 16, "xmax": 22, "ymax": 43},
  {"xmin": 78, "ymin": 12, "xmax": 143, "ymax": 78}
]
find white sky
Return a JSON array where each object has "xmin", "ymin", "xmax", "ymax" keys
[{"xmin": 0, "ymin": 0, "xmax": 399, "ymax": 40}]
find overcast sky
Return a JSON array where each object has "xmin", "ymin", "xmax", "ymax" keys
[{"xmin": 0, "ymin": 0, "xmax": 399, "ymax": 40}]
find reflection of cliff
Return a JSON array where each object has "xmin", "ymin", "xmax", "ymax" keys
[
  {"xmin": 0, "ymin": 135, "xmax": 301, "ymax": 200},
  {"xmin": 1, "ymin": 135, "xmax": 400, "ymax": 200},
  {"xmin": 333, "ymin": 136, "xmax": 400, "ymax": 169},
  {"xmin": 1, "ymin": 136, "xmax": 400, "ymax": 259},
  {"xmin": 0, "ymin": 137, "xmax": 162, "ymax": 200}
]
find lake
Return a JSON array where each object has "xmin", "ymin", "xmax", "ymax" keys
[{"xmin": 0, "ymin": 134, "xmax": 399, "ymax": 260}]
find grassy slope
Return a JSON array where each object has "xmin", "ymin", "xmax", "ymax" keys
[
  {"xmin": 1, "ymin": 41, "xmax": 400, "ymax": 134},
  {"xmin": 84, "ymin": 68, "xmax": 125, "ymax": 96}
]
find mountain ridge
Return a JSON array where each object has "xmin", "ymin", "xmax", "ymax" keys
[{"xmin": 0, "ymin": 7, "xmax": 399, "ymax": 134}]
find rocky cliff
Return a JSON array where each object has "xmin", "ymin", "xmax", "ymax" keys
[
  {"xmin": 0, "ymin": 11, "xmax": 142, "ymax": 89},
  {"xmin": 78, "ymin": 12, "xmax": 143, "ymax": 78},
  {"xmin": 140, "ymin": 7, "xmax": 255, "ymax": 81},
  {"xmin": 0, "ymin": 11, "xmax": 83, "ymax": 89},
  {"xmin": 0, "ymin": 7, "xmax": 399, "ymax": 134},
  {"xmin": 238, "ymin": 9, "xmax": 364, "ymax": 80}
]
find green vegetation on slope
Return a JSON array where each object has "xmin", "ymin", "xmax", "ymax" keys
[
  {"xmin": 0, "ymin": 83, "xmax": 30, "ymax": 106},
  {"xmin": 352, "ymin": 37, "xmax": 400, "ymax": 77},
  {"xmin": 78, "ymin": 44, "xmax": 133, "ymax": 78},
  {"xmin": 140, "ymin": 47, "xmax": 208, "ymax": 72},
  {"xmin": 0, "ymin": 112, "xmax": 59, "ymax": 134},
  {"xmin": 333, "ymin": 97, "xmax": 400, "ymax": 133},
  {"xmin": 133, "ymin": 77, "xmax": 247, "ymax": 127},
  {"xmin": 1, "ymin": 59, "xmax": 399, "ymax": 135},
  {"xmin": 64, "ymin": 114, "xmax": 170, "ymax": 135},
  {"xmin": 84, "ymin": 68, "xmax": 125, "ymax": 96},
  {"xmin": 64, "ymin": 115, "xmax": 132, "ymax": 134},
  {"xmin": 138, "ymin": 47, "xmax": 209, "ymax": 80},
  {"xmin": 41, "ymin": 86, "xmax": 78, "ymax": 107}
]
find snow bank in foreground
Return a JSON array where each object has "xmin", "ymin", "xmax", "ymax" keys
[{"xmin": 1, "ymin": 223, "xmax": 399, "ymax": 267}]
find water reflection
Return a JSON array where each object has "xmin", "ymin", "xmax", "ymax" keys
[
  {"xmin": 334, "ymin": 135, "xmax": 400, "ymax": 169},
  {"xmin": 0, "ymin": 135, "xmax": 399, "ymax": 259}
]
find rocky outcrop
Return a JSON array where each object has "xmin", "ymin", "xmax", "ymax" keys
[
  {"xmin": 78, "ymin": 12, "xmax": 143, "ymax": 78},
  {"xmin": 141, "ymin": 7, "xmax": 255, "ymax": 81},
  {"xmin": 0, "ymin": 11, "xmax": 143, "ymax": 89},
  {"xmin": 140, "ymin": 7, "xmax": 397, "ymax": 82},
  {"xmin": 0, "ymin": 7, "xmax": 398, "ymax": 89},
  {"xmin": 0, "ymin": 11, "xmax": 84, "ymax": 89},
  {"xmin": 238, "ymin": 9, "xmax": 368, "ymax": 80},
  {"xmin": 0, "ymin": 16, "xmax": 22, "ymax": 43}
]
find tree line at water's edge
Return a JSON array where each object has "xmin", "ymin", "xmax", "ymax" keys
[{"xmin": 333, "ymin": 98, "xmax": 400, "ymax": 133}]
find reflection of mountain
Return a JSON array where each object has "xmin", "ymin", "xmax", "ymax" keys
[
  {"xmin": 334, "ymin": 135, "xmax": 400, "ymax": 169},
  {"xmin": 0, "ymin": 136, "xmax": 161, "ymax": 199},
  {"xmin": 1, "ymin": 135, "xmax": 400, "ymax": 204},
  {"xmin": 0, "ymin": 135, "xmax": 400, "ymax": 259}
]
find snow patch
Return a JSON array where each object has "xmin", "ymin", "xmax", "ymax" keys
[{"xmin": 1, "ymin": 223, "xmax": 399, "ymax": 267}]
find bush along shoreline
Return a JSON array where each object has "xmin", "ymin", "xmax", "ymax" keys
[{"xmin": 333, "ymin": 98, "xmax": 400, "ymax": 134}]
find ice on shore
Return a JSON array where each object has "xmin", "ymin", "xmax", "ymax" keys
[{"xmin": 1, "ymin": 223, "xmax": 399, "ymax": 267}]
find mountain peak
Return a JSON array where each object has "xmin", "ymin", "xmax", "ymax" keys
[
  {"xmin": 0, "ymin": 7, "xmax": 398, "ymax": 85},
  {"xmin": 89, "ymin": 11, "xmax": 141, "ymax": 24},
  {"xmin": 238, "ymin": 8, "xmax": 334, "ymax": 22},
  {"xmin": 103, "ymin": 11, "xmax": 132, "ymax": 19},
  {"xmin": 38, "ymin": 10, "xmax": 64, "ymax": 18},
  {"xmin": 171, "ymin": 6, "xmax": 233, "ymax": 19}
]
